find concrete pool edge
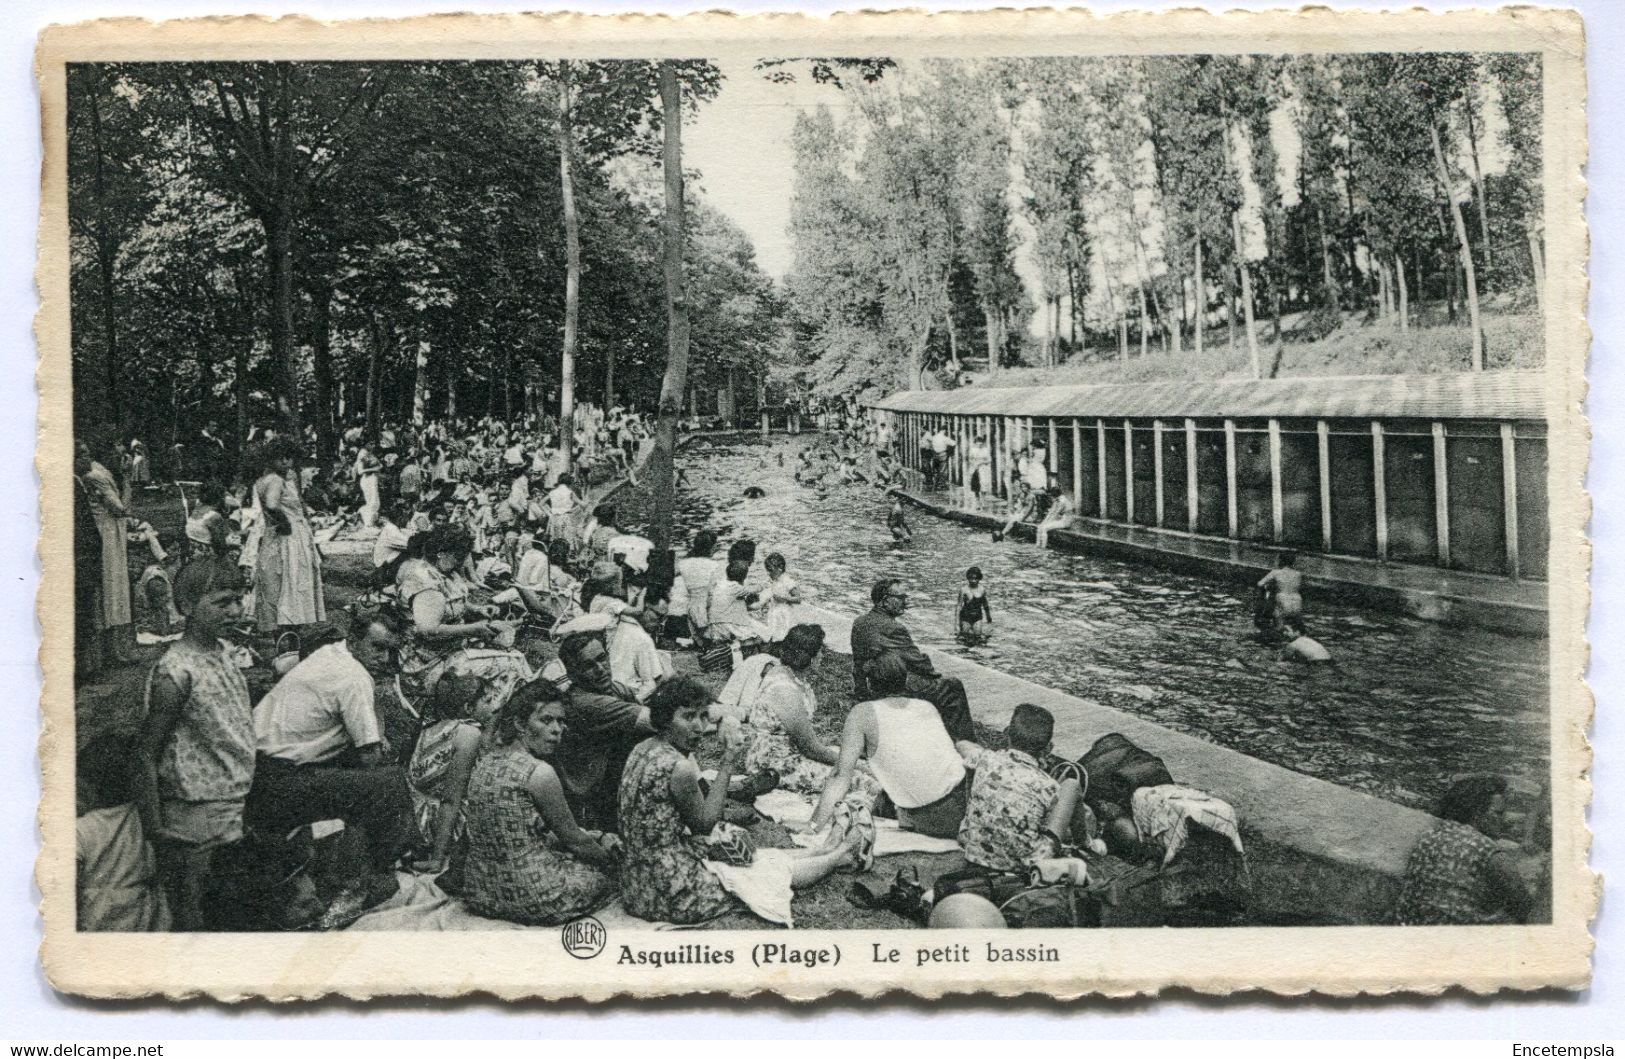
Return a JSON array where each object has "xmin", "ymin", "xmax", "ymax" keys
[
  {"xmin": 797, "ymin": 599, "xmax": 1434, "ymax": 923},
  {"xmin": 894, "ymin": 488, "xmax": 1548, "ymax": 637}
]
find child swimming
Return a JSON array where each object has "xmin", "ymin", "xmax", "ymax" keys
[
  {"xmin": 887, "ymin": 494, "xmax": 913, "ymax": 542},
  {"xmin": 956, "ymin": 566, "xmax": 993, "ymax": 644}
]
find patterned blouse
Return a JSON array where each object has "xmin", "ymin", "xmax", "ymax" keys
[
  {"xmin": 957, "ymin": 747, "xmax": 1059, "ymax": 871},
  {"xmin": 149, "ymin": 637, "xmax": 254, "ymax": 804},
  {"xmin": 1396, "ymin": 820, "xmax": 1506, "ymax": 925}
]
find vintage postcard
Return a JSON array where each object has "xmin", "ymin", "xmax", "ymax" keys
[{"xmin": 36, "ymin": 6, "xmax": 1592, "ymax": 1000}]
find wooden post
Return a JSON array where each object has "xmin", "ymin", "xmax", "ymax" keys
[
  {"xmin": 1047, "ymin": 418, "xmax": 1059, "ymax": 480},
  {"xmin": 1433, "ymin": 421, "xmax": 1451, "ymax": 567},
  {"xmin": 1096, "ymin": 418, "xmax": 1109, "ymax": 518},
  {"xmin": 1153, "ymin": 420, "xmax": 1166, "ymax": 527},
  {"xmin": 1185, "ymin": 418, "xmax": 1199, "ymax": 532},
  {"xmin": 1317, "ymin": 420, "xmax": 1333, "ymax": 552},
  {"xmin": 1123, "ymin": 418, "xmax": 1136, "ymax": 524},
  {"xmin": 1000, "ymin": 416, "xmax": 1013, "ymax": 499},
  {"xmin": 1071, "ymin": 418, "xmax": 1084, "ymax": 509},
  {"xmin": 1224, "ymin": 418, "xmax": 1239, "ymax": 538},
  {"xmin": 1501, "ymin": 422, "xmax": 1521, "ymax": 579},
  {"xmin": 1372, "ymin": 422, "xmax": 1389, "ymax": 560},
  {"xmin": 1268, "ymin": 418, "xmax": 1284, "ymax": 543}
]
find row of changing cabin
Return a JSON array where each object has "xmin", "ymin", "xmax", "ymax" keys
[{"xmin": 867, "ymin": 372, "xmax": 1548, "ymax": 584}]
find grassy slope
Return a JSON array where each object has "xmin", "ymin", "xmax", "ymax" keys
[{"xmin": 980, "ymin": 302, "xmax": 1541, "ymax": 390}]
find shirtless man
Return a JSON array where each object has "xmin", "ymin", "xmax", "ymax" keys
[{"xmin": 1256, "ymin": 550, "xmax": 1304, "ymax": 636}]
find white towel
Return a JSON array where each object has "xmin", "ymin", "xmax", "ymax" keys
[
  {"xmin": 345, "ymin": 873, "xmax": 681, "ymax": 932},
  {"xmin": 757, "ymin": 790, "xmax": 963, "ymax": 857},
  {"xmin": 705, "ymin": 848, "xmax": 796, "ymax": 927}
]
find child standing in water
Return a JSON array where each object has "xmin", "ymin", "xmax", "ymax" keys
[
  {"xmin": 956, "ymin": 566, "xmax": 993, "ymax": 644},
  {"xmin": 1256, "ymin": 550, "xmax": 1304, "ymax": 637},
  {"xmin": 886, "ymin": 493, "xmax": 913, "ymax": 542}
]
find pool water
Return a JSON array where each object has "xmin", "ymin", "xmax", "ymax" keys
[{"xmin": 660, "ymin": 435, "xmax": 1550, "ymax": 812}]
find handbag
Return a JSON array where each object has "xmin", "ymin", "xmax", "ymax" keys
[{"xmin": 697, "ymin": 641, "xmax": 734, "ymax": 673}]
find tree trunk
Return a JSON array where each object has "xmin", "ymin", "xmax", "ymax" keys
[
  {"xmin": 1136, "ymin": 285, "xmax": 1148, "ymax": 358},
  {"xmin": 1065, "ymin": 261, "xmax": 1080, "ymax": 345},
  {"xmin": 1464, "ymin": 88, "xmax": 1495, "ymax": 287},
  {"xmin": 605, "ymin": 342, "xmax": 616, "ymax": 407},
  {"xmin": 557, "ymin": 62, "xmax": 581, "ymax": 476},
  {"xmin": 1194, "ymin": 233, "xmax": 1205, "ymax": 358},
  {"xmin": 307, "ymin": 282, "xmax": 338, "ymax": 458},
  {"xmin": 1224, "ymin": 269, "xmax": 1237, "ymax": 353},
  {"xmin": 364, "ymin": 316, "xmax": 384, "ymax": 443},
  {"xmin": 85, "ymin": 70, "xmax": 122, "ymax": 428},
  {"xmin": 1230, "ymin": 211, "xmax": 1261, "ymax": 378},
  {"xmin": 263, "ymin": 201, "xmax": 302, "ymax": 439},
  {"xmin": 1395, "ymin": 252, "xmax": 1410, "ymax": 332},
  {"xmin": 945, "ymin": 312, "xmax": 960, "ymax": 369},
  {"xmin": 649, "ymin": 63, "xmax": 692, "ymax": 550},
  {"xmin": 412, "ymin": 330, "xmax": 431, "ymax": 426},
  {"xmin": 1431, "ymin": 122, "xmax": 1484, "ymax": 370},
  {"xmin": 1316, "ymin": 204, "xmax": 1339, "ymax": 309},
  {"xmin": 1527, "ymin": 219, "xmax": 1546, "ymax": 317},
  {"xmin": 982, "ymin": 301, "xmax": 1000, "ymax": 376}
]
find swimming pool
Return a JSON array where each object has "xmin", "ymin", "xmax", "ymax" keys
[{"xmin": 661, "ymin": 435, "xmax": 1550, "ymax": 812}]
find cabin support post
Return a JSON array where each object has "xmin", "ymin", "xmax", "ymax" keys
[
  {"xmin": 1317, "ymin": 420, "xmax": 1333, "ymax": 552},
  {"xmin": 1096, "ymin": 418, "xmax": 1109, "ymax": 518},
  {"xmin": 1433, "ymin": 421, "xmax": 1451, "ymax": 567},
  {"xmin": 1123, "ymin": 418, "xmax": 1136, "ymax": 524},
  {"xmin": 1372, "ymin": 422, "xmax": 1389, "ymax": 560},
  {"xmin": 1224, "ymin": 418, "xmax": 1239, "ymax": 538},
  {"xmin": 1000, "ymin": 416, "xmax": 1014, "ymax": 500},
  {"xmin": 1071, "ymin": 418, "xmax": 1084, "ymax": 508},
  {"xmin": 1501, "ymin": 423, "xmax": 1521, "ymax": 579},
  {"xmin": 1153, "ymin": 420, "xmax": 1166, "ymax": 527},
  {"xmin": 1047, "ymin": 418, "xmax": 1059, "ymax": 481},
  {"xmin": 1268, "ymin": 418, "xmax": 1284, "ymax": 543},
  {"xmin": 1185, "ymin": 418, "xmax": 1199, "ymax": 532}
]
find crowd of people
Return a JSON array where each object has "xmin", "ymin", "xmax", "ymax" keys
[{"xmin": 72, "ymin": 401, "xmax": 1541, "ymax": 933}]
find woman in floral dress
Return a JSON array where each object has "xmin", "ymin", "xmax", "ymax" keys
[
  {"xmin": 396, "ymin": 525, "xmax": 533, "ymax": 720},
  {"xmin": 618, "ymin": 677, "xmax": 869, "ymax": 925},
  {"xmin": 1396, "ymin": 776, "xmax": 1536, "ymax": 925},
  {"xmin": 461, "ymin": 681, "xmax": 618, "ymax": 925},
  {"xmin": 252, "ymin": 439, "xmax": 326, "ymax": 633}
]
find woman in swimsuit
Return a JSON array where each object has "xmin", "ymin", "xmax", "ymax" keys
[{"xmin": 956, "ymin": 566, "xmax": 993, "ymax": 643}]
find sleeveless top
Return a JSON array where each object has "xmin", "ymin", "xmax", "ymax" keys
[{"xmin": 865, "ymin": 697, "xmax": 965, "ymax": 809}]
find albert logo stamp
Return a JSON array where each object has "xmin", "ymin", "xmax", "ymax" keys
[{"xmin": 561, "ymin": 917, "xmax": 606, "ymax": 960}]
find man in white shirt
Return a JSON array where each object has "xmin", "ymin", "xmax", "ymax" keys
[
  {"xmin": 245, "ymin": 611, "xmax": 416, "ymax": 871},
  {"xmin": 609, "ymin": 584, "xmax": 671, "ymax": 701}
]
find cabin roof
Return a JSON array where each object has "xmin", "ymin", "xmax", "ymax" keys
[{"xmin": 866, "ymin": 371, "xmax": 1547, "ymax": 421}]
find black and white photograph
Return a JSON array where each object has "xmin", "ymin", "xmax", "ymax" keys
[{"xmin": 34, "ymin": 6, "xmax": 1592, "ymax": 1000}]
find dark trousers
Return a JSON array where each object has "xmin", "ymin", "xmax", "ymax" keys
[
  {"xmin": 247, "ymin": 753, "xmax": 418, "ymax": 872},
  {"xmin": 908, "ymin": 672, "xmax": 976, "ymax": 744}
]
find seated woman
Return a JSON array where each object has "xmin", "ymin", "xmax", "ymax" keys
[
  {"xmin": 618, "ymin": 677, "xmax": 870, "ymax": 925},
  {"xmin": 705, "ymin": 560, "xmax": 769, "ymax": 644},
  {"xmin": 396, "ymin": 525, "xmax": 534, "ymax": 720},
  {"xmin": 1396, "ymin": 776, "xmax": 1535, "ymax": 925},
  {"xmin": 405, "ymin": 673, "xmax": 490, "ymax": 876},
  {"xmin": 184, "ymin": 481, "xmax": 234, "ymax": 561},
  {"xmin": 461, "ymin": 680, "xmax": 619, "ymax": 925},
  {"xmin": 1034, "ymin": 485, "xmax": 1074, "ymax": 549},
  {"xmin": 809, "ymin": 654, "xmax": 970, "ymax": 840}
]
